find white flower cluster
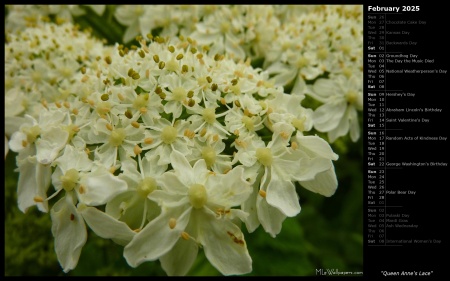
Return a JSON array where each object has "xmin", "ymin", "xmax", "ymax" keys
[
  {"xmin": 4, "ymin": 5, "xmax": 362, "ymax": 276},
  {"xmin": 112, "ymin": 4, "xmax": 364, "ymax": 142}
]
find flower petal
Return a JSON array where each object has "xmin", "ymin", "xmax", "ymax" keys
[
  {"xmin": 266, "ymin": 174, "xmax": 301, "ymax": 217},
  {"xmin": 159, "ymin": 235, "xmax": 198, "ymax": 276},
  {"xmin": 297, "ymin": 157, "xmax": 332, "ymax": 182},
  {"xmin": 79, "ymin": 169, "xmax": 127, "ymax": 206},
  {"xmin": 17, "ymin": 157, "xmax": 51, "ymax": 213},
  {"xmin": 313, "ymin": 100, "xmax": 347, "ymax": 132},
  {"xmin": 124, "ymin": 204, "xmax": 192, "ymax": 267},
  {"xmin": 50, "ymin": 193, "xmax": 87, "ymax": 273},
  {"xmin": 78, "ymin": 204, "xmax": 135, "ymax": 246},
  {"xmin": 311, "ymin": 78, "xmax": 337, "ymax": 99},
  {"xmin": 241, "ymin": 183, "xmax": 260, "ymax": 233},
  {"xmin": 197, "ymin": 210, "xmax": 252, "ymax": 275},
  {"xmin": 158, "ymin": 172, "xmax": 189, "ymax": 195},
  {"xmin": 206, "ymin": 166, "xmax": 252, "ymax": 207},
  {"xmin": 36, "ymin": 127, "xmax": 69, "ymax": 165},
  {"xmin": 170, "ymin": 150, "xmax": 195, "ymax": 184},
  {"xmin": 299, "ymin": 166, "xmax": 338, "ymax": 197},
  {"xmin": 295, "ymin": 134, "xmax": 339, "ymax": 160},
  {"xmin": 256, "ymin": 194, "xmax": 286, "ymax": 238}
]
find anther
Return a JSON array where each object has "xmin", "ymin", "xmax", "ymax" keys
[
  {"xmin": 125, "ymin": 109, "xmax": 133, "ymax": 119},
  {"xmin": 131, "ymin": 121, "xmax": 140, "ymax": 128},
  {"xmin": 291, "ymin": 141, "xmax": 298, "ymax": 150},
  {"xmin": 259, "ymin": 190, "xmax": 267, "ymax": 198},
  {"xmin": 134, "ymin": 145, "xmax": 142, "ymax": 155},
  {"xmin": 33, "ymin": 196, "xmax": 44, "ymax": 203},
  {"xmin": 200, "ymin": 127, "xmax": 207, "ymax": 137},
  {"xmin": 280, "ymin": 131, "xmax": 289, "ymax": 139},
  {"xmin": 181, "ymin": 232, "xmax": 190, "ymax": 240},
  {"xmin": 169, "ymin": 218, "xmax": 176, "ymax": 229}
]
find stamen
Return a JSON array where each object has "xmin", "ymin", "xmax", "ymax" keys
[
  {"xmin": 184, "ymin": 129, "xmax": 195, "ymax": 139},
  {"xmin": 259, "ymin": 190, "xmax": 267, "ymax": 198},
  {"xmin": 131, "ymin": 121, "xmax": 140, "ymax": 128},
  {"xmin": 134, "ymin": 145, "xmax": 142, "ymax": 155},
  {"xmin": 280, "ymin": 131, "xmax": 289, "ymax": 139},
  {"xmin": 200, "ymin": 127, "xmax": 207, "ymax": 137},
  {"xmin": 33, "ymin": 196, "xmax": 44, "ymax": 203},
  {"xmin": 169, "ymin": 218, "xmax": 177, "ymax": 229},
  {"xmin": 291, "ymin": 141, "xmax": 298, "ymax": 150},
  {"xmin": 181, "ymin": 231, "xmax": 190, "ymax": 240}
]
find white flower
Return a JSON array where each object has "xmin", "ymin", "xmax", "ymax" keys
[
  {"xmin": 188, "ymin": 137, "xmax": 233, "ymax": 174},
  {"xmin": 51, "ymin": 188, "xmax": 134, "ymax": 272},
  {"xmin": 308, "ymin": 75, "xmax": 363, "ymax": 142},
  {"xmin": 15, "ymin": 147, "xmax": 52, "ymax": 213},
  {"xmin": 190, "ymin": 6, "xmax": 246, "ymax": 61},
  {"xmin": 290, "ymin": 133, "xmax": 339, "ymax": 196},
  {"xmin": 106, "ymin": 155, "xmax": 167, "ymax": 231},
  {"xmin": 266, "ymin": 91, "xmax": 314, "ymax": 133},
  {"xmin": 159, "ymin": 73, "xmax": 199, "ymax": 119},
  {"xmin": 224, "ymin": 106, "xmax": 264, "ymax": 138},
  {"xmin": 142, "ymin": 118, "xmax": 193, "ymax": 166},
  {"xmin": 49, "ymin": 146, "xmax": 128, "ymax": 272},
  {"xmin": 188, "ymin": 104, "xmax": 230, "ymax": 141},
  {"xmin": 84, "ymin": 116, "xmax": 144, "ymax": 168},
  {"xmin": 124, "ymin": 150, "xmax": 252, "ymax": 276}
]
